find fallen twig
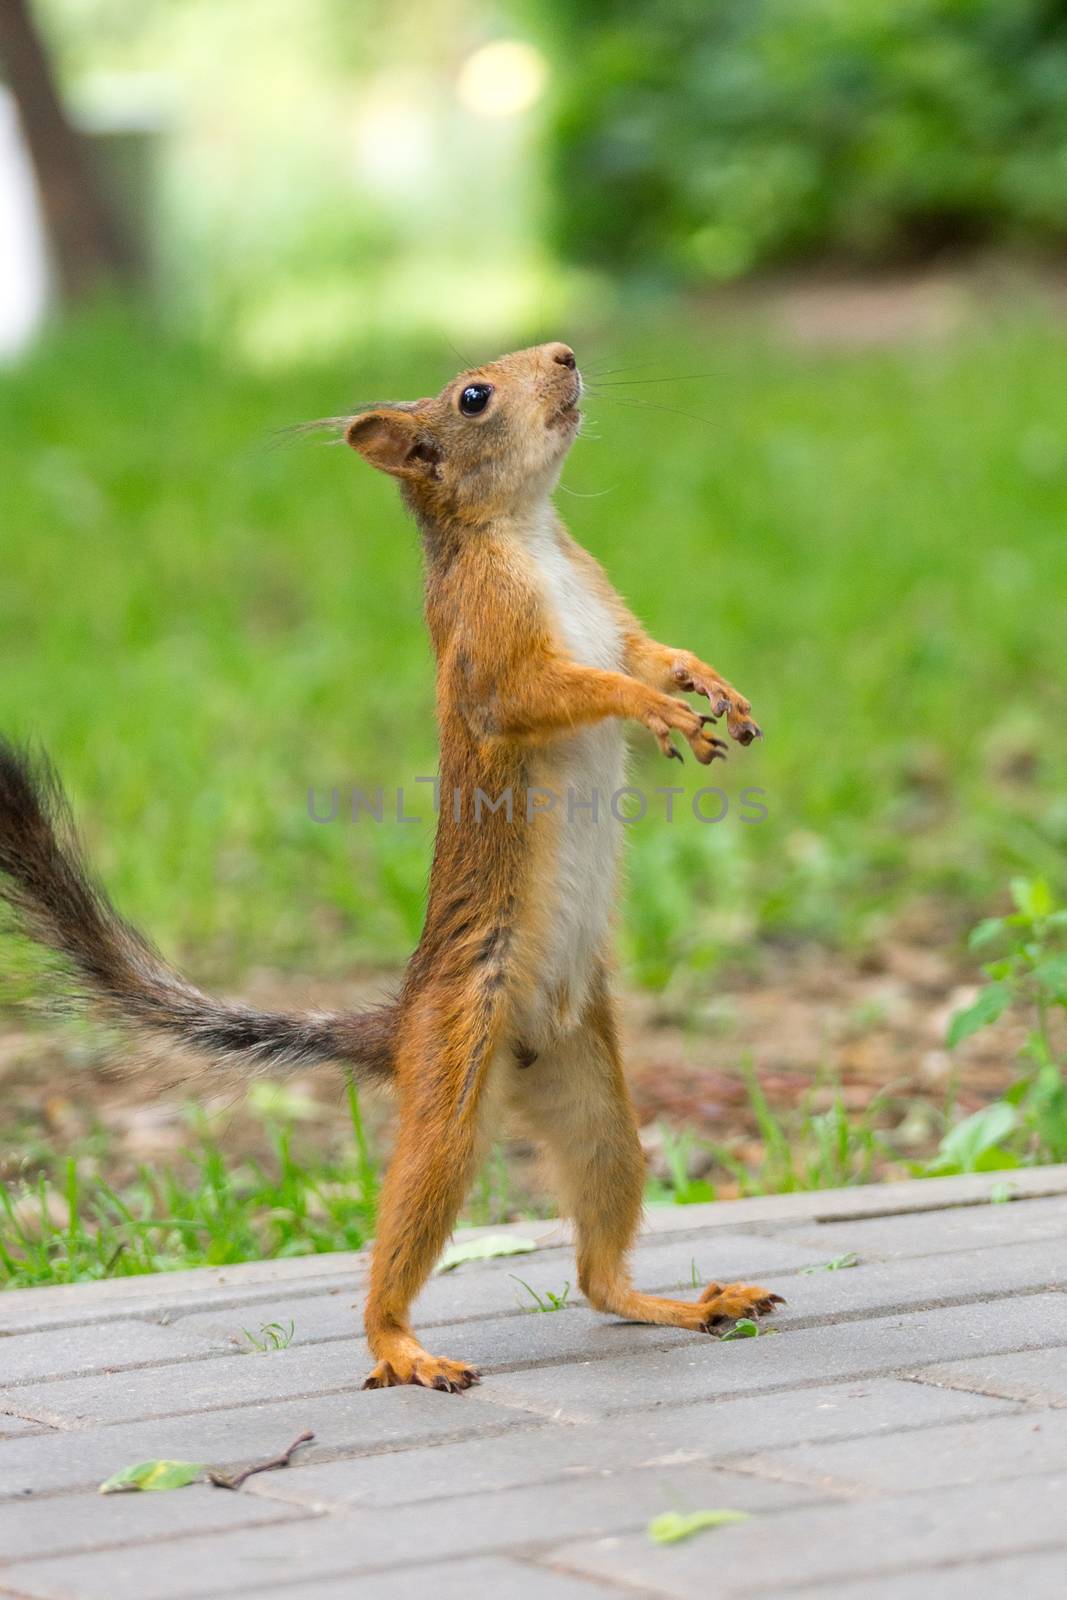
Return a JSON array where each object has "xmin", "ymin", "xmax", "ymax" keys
[{"xmin": 207, "ymin": 1429, "xmax": 315, "ymax": 1490}]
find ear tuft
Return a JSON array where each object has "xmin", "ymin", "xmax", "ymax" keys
[{"xmin": 345, "ymin": 409, "xmax": 441, "ymax": 481}]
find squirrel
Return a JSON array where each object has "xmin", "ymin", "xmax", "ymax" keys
[{"xmin": 0, "ymin": 341, "xmax": 783, "ymax": 1392}]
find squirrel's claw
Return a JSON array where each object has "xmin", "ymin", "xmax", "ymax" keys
[
  {"xmin": 729, "ymin": 715, "xmax": 762, "ymax": 745},
  {"xmin": 674, "ymin": 664, "xmax": 762, "ymax": 747}
]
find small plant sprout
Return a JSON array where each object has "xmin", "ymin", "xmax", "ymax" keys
[
  {"xmin": 801, "ymin": 1251, "xmax": 860, "ymax": 1274},
  {"xmin": 510, "ymin": 1276, "xmax": 571, "ymax": 1312},
  {"xmin": 928, "ymin": 877, "xmax": 1067, "ymax": 1175},
  {"xmin": 719, "ymin": 1317, "xmax": 761, "ymax": 1340},
  {"xmin": 659, "ymin": 1125, "xmax": 716, "ymax": 1205},
  {"xmin": 241, "ymin": 1320, "xmax": 295, "ymax": 1352}
]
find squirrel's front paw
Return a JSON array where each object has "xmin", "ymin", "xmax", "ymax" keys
[
  {"xmin": 672, "ymin": 660, "xmax": 762, "ymax": 746},
  {"xmin": 644, "ymin": 697, "xmax": 728, "ymax": 765}
]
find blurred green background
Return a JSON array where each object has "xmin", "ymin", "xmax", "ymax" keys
[
  {"xmin": 1, "ymin": 0, "xmax": 1065, "ymax": 995},
  {"xmin": 3, "ymin": 0, "xmax": 1067, "ymax": 1279}
]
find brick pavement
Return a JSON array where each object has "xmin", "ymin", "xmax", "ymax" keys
[{"xmin": 1, "ymin": 1167, "xmax": 1065, "ymax": 1599}]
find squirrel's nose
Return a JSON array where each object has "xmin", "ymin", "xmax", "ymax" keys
[{"xmin": 547, "ymin": 343, "xmax": 576, "ymax": 370}]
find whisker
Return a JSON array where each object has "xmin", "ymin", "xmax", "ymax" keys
[
  {"xmin": 583, "ymin": 393, "xmax": 720, "ymax": 427},
  {"xmin": 585, "ymin": 372, "xmax": 722, "ymax": 388},
  {"xmin": 558, "ymin": 480, "xmax": 616, "ymax": 497},
  {"xmin": 442, "ymin": 335, "xmax": 476, "ymax": 370},
  {"xmin": 580, "ymin": 358, "xmax": 672, "ymax": 380},
  {"xmin": 265, "ymin": 417, "xmax": 350, "ymax": 451}
]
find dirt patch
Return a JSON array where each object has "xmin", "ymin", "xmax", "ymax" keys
[
  {"xmin": 702, "ymin": 257, "xmax": 1067, "ymax": 348},
  {"xmin": 0, "ymin": 926, "xmax": 1029, "ymax": 1204}
]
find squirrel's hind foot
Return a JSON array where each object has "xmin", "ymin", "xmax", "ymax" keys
[{"xmin": 362, "ymin": 1353, "xmax": 480, "ymax": 1394}]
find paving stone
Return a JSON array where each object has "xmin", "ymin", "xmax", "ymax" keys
[
  {"xmin": 0, "ymin": 1226, "xmax": 559, "ymax": 1336},
  {"xmin": 0, "ymin": 1255, "xmax": 371, "ymax": 1335},
  {"xmin": 171, "ymin": 1228, "xmax": 1062, "ymax": 1369},
  {"xmin": 0, "ymin": 1310, "xmax": 695, "ymax": 1428},
  {"xmin": 0, "ymin": 1321, "xmax": 222, "ymax": 1386},
  {"xmin": 0, "ymin": 1274, "xmax": 371, "ymax": 1340},
  {"xmin": 0, "ymin": 1465, "xmax": 820, "ymax": 1599},
  {"xmin": 0, "ymin": 1231, "xmax": 801, "ymax": 1346},
  {"xmin": 760, "ymin": 1236, "xmax": 1066, "ymax": 1327},
  {"xmin": 786, "ymin": 1551, "xmax": 1067, "ymax": 1600},
  {"xmin": 173, "ymin": 1285, "xmax": 360, "ymax": 1351},
  {"xmin": 2, "ymin": 1174, "xmax": 1066, "ymax": 1600},
  {"xmin": 786, "ymin": 1192, "xmax": 1067, "ymax": 1262},
  {"xmin": 246, "ymin": 1378, "xmax": 1008, "ymax": 1511},
  {"xmin": 0, "ymin": 1385, "xmax": 537, "ymax": 1497},
  {"xmin": 732, "ymin": 1407, "xmax": 1067, "ymax": 1494},
  {"xmin": 175, "ymin": 1232, "xmax": 821, "ymax": 1348},
  {"xmin": 0, "ymin": 1412, "xmax": 39, "ymax": 1435},
  {"xmin": 234, "ymin": 1557, "xmax": 626, "ymax": 1600},
  {"xmin": 435, "ymin": 1226, "xmax": 824, "ymax": 1299},
  {"xmin": 548, "ymin": 1471, "xmax": 1067, "ymax": 1596},
  {"xmin": 0, "ymin": 1485, "xmax": 308, "ymax": 1564},
  {"xmin": 635, "ymin": 1167, "xmax": 1067, "ymax": 1235},
  {"xmin": 908, "ymin": 1345, "xmax": 1067, "ymax": 1406},
  {"xmin": 475, "ymin": 1293, "xmax": 1067, "ymax": 1419}
]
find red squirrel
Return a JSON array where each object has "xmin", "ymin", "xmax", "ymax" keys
[{"xmin": 0, "ymin": 342, "xmax": 782, "ymax": 1392}]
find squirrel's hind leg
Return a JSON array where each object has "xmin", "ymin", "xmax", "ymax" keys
[
  {"xmin": 361, "ymin": 993, "xmax": 505, "ymax": 1393},
  {"xmin": 514, "ymin": 973, "xmax": 784, "ymax": 1337}
]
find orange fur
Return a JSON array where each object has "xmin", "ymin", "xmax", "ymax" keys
[
  {"xmin": 346, "ymin": 344, "xmax": 779, "ymax": 1391},
  {"xmin": 0, "ymin": 342, "xmax": 780, "ymax": 1395}
]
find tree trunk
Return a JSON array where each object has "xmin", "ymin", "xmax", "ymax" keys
[{"xmin": 0, "ymin": 0, "xmax": 131, "ymax": 300}]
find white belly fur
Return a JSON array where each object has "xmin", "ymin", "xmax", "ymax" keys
[{"xmin": 520, "ymin": 510, "xmax": 626, "ymax": 1040}]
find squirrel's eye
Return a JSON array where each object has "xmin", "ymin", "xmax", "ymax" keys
[{"xmin": 459, "ymin": 383, "xmax": 492, "ymax": 417}]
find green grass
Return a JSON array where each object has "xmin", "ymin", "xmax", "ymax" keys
[
  {"xmin": 0, "ymin": 1085, "xmax": 379, "ymax": 1289},
  {"xmin": 510, "ymin": 1276, "xmax": 572, "ymax": 1312},
  {"xmin": 0, "ymin": 1083, "xmax": 847, "ymax": 1289},
  {"xmin": 1, "ymin": 307, "xmax": 1065, "ymax": 989},
  {"xmin": 3, "ymin": 302, "xmax": 1067, "ymax": 1287},
  {"xmin": 3, "ymin": 1030, "xmax": 1063, "ymax": 1289}
]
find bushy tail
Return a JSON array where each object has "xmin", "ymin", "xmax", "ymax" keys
[{"xmin": 0, "ymin": 740, "xmax": 395, "ymax": 1082}]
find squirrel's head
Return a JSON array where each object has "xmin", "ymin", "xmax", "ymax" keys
[{"xmin": 344, "ymin": 343, "xmax": 581, "ymax": 524}]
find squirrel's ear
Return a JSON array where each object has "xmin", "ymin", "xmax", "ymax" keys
[{"xmin": 345, "ymin": 409, "xmax": 442, "ymax": 481}]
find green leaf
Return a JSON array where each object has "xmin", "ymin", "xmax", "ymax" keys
[
  {"xmin": 971, "ymin": 1148, "xmax": 1021, "ymax": 1172},
  {"xmin": 937, "ymin": 1102, "xmax": 1018, "ymax": 1173},
  {"xmin": 649, "ymin": 1509, "xmax": 750, "ymax": 1544},
  {"xmin": 968, "ymin": 917, "xmax": 1007, "ymax": 950},
  {"xmin": 100, "ymin": 1459, "xmax": 204, "ymax": 1494},
  {"xmin": 1032, "ymin": 955, "xmax": 1067, "ymax": 999},
  {"xmin": 436, "ymin": 1234, "xmax": 538, "ymax": 1272},
  {"xmin": 946, "ymin": 983, "xmax": 1011, "ymax": 1048},
  {"xmin": 1002, "ymin": 1072, "xmax": 1034, "ymax": 1106},
  {"xmin": 1011, "ymin": 877, "xmax": 1052, "ymax": 921},
  {"xmin": 719, "ymin": 1317, "xmax": 760, "ymax": 1340},
  {"xmin": 983, "ymin": 959, "xmax": 1014, "ymax": 981}
]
